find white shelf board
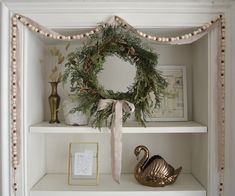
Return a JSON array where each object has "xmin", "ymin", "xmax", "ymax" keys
[
  {"xmin": 30, "ymin": 121, "xmax": 207, "ymax": 133},
  {"xmin": 31, "ymin": 173, "xmax": 206, "ymax": 196}
]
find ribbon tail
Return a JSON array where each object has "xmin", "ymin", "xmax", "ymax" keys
[{"xmin": 111, "ymin": 101, "xmax": 123, "ymax": 184}]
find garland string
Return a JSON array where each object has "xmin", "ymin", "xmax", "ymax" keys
[
  {"xmin": 11, "ymin": 16, "xmax": 19, "ymax": 194},
  {"xmin": 218, "ymin": 15, "xmax": 226, "ymax": 196}
]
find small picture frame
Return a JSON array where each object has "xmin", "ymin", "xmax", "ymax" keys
[
  {"xmin": 68, "ymin": 142, "xmax": 99, "ymax": 185},
  {"xmin": 147, "ymin": 65, "xmax": 188, "ymax": 121}
]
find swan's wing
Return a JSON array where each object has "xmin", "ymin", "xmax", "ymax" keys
[
  {"xmin": 142, "ymin": 157, "xmax": 175, "ymax": 181},
  {"xmin": 166, "ymin": 166, "xmax": 182, "ymax": 183}
]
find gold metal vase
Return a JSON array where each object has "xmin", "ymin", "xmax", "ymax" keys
[{"xmin": 48, "ymin": 82, "xmax": 60, "ymax": 123}]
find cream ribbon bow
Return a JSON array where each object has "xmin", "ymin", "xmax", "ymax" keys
[{"xmin": 97, "ymin": 99, "xmax": 135, "ymax": 183}]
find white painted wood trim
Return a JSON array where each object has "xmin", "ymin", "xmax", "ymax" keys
[
  {"xmin": 228, "ymin": 3, "xmax": 235, "ymax": 196},
  {"xmin": 206, "ymin": 8, "xmax": 232, "ymax": 195},
  {"xmin": 223, "ymin": 5, "xmax": 233, "ymax": 196},
  {"xmin": 22, "ymin": 25, "xmax": 28, "ymax": 196},
  {"xmin": 207, "ymin": 23, "xmax": 220, "ymax": 196},
  {"xmin": 1, "ymin": 2, "xmax": 232, "ymax": 196},
  {"xmin": 4, "ymin": 1, "xmax": 231, "ymax": 14},
  {"xmin": 207, "ymin": 24, "xmax": 216, "ymax": 196},
  {"xmin": 3, "ymin": 1, "xmax": 231, "ymax": 29},
  {"xmin": 30, "ymin": 121, "xmax": 207, "ymax": 134},
  {"xmin": 0, "ymin": 3, "xmax": 11, "ymax": 196}
]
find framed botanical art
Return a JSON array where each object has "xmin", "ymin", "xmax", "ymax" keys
[
  {"xmin": 68, "ymin": 142, "xmax": 99, "ymax": 185},
  {"xmin": 147, "ymin": 65, "xmax": 188, "ymax": 121}
]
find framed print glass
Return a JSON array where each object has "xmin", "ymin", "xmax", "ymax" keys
[
  {"xmin": 147, "ymin": 65, "xmax": 188, "ymax": 121},
  {"xmin": 68, "ymin": 142, "xmax": 99, "ymax": 185}
]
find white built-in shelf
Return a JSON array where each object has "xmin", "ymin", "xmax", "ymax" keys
[
  {"xmin": 31, "ymin": 173, "xmax": 206, "ymax": 196},
  {"xmin": 30, "ymin": 121, "xmax": 207, "ymax": 133}
]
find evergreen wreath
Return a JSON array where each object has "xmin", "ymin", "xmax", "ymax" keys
[{"xmin": 63, "ymin": 24, "xmax": 167, "ymax": 128}]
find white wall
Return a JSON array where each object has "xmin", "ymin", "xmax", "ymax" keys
[
  {"xmin": 45, "ymin": 133, "xmax": 192, "ymax": 174},
  {"xmin": 191, "ymin": 35, "xmax": 209, "ymax": 188},
  {"xmin": 24, "ymin": 28, "xmax": 47, "ymax": 191},
  {"xmin": 192, "ymin": 36, "xmax": 208, "ymax": 125},
  {"xmin": 43, "ymin": 42, "xmax": 193, "ymax": 121},
  {"xmin": 41, "ymin": 39, "xmax": 194, "ymax": 176}
]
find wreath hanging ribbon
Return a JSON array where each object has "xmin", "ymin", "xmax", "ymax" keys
[{"xmin": 97, "ymin": 99, "xmax": 135, "ymax": 183}]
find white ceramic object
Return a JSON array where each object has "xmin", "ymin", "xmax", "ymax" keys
[{"xmin": 63, "ymin": 98, "xmax": 88, "ymax": 126}]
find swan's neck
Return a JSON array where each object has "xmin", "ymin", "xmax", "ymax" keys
[{"xmin": 135, "ymin": 147, "xmax": 149, "ymax": 175}]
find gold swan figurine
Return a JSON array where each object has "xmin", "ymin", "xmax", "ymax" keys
[{"xmin": 134, "ymin": 145, "xmax": 182, "ymax": 187}]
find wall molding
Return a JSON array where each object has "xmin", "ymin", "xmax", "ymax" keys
[
  {"xmin": 0, "ymin": 2, "xmax": 11, "ymax": 196},
  {"xmin": 2, "ymin": 1, "xmax": 232, "ymax": 29},
  {"xmin": 4, "ymin": 1, "xmax": 231, "ymax": 14}
]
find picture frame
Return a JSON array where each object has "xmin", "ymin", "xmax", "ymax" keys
[
  {"xmin": 147, "ymin": 65, "xmax": 188, "ymax": 121},
  {"xmin": 68, "ymin": 142, "xmax": 99, "ymax": 185}
]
